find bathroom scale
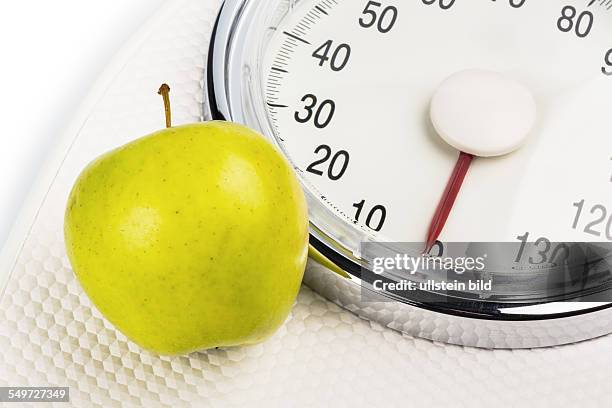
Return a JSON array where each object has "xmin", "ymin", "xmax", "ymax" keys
[{"xmin": 1, "ymin": 0, "xmax": 612, "ymax": 406}]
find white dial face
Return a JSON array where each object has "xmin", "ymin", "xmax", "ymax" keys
[{"xmin": 262, "ymin": 0, "xmax": 612, "ymax": 245}]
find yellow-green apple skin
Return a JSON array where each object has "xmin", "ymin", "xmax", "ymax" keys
[{"xmin": 64, "ymin": 121, "xmax": 309, "ymax": 355}]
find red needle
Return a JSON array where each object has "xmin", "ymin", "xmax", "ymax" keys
[{"xmin": 424, "ymin": 152, "xmax": 474, "ymax": 254}]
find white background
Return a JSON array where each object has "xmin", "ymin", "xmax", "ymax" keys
[{"xmin": 0, "ymin": 1, "xmax": 165, "ymax": 249}]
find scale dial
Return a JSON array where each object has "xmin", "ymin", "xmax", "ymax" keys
[
  {"xmin": 261, "ymin": 0, "xmax": 612, "ymax": 247},
  {"xmin": 209, "ymin": 0, "xmax": 612, "ymax": 346}
]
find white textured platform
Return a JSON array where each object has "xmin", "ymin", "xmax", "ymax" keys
[{"xmin": 0, "ymin": 1, "xmax": 610, "ymax": 406}]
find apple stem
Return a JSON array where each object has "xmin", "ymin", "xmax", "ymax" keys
[{"xmin": 158, "ymin": 84, "xmax": 172, "ymax": 128}]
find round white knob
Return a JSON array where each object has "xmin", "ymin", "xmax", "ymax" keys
[{"xmin": 430, "ymin": 69, "xmax": 537, "ymax": 157}]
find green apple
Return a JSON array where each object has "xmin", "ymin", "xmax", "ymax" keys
[{"xmin": 64, "ymin": 119, "xmax": 309, "ymax": 355}]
